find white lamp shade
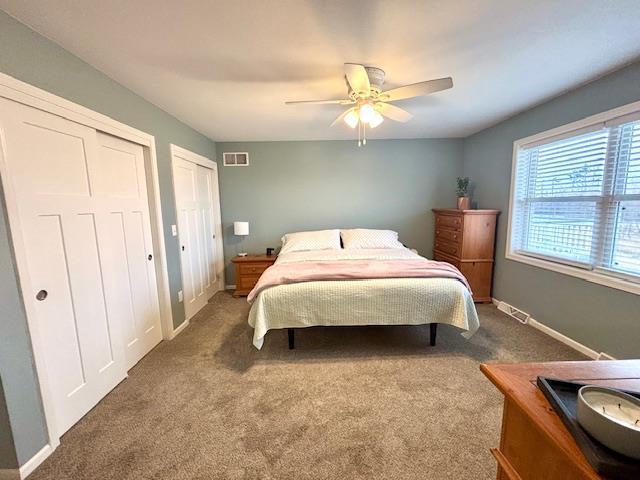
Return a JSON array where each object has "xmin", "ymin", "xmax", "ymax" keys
[{"xmin": 233, "ymin": 221, "xmax": 249, "ymax": 236}]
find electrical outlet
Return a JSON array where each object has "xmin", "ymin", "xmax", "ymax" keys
[
  {"xmin": 171, "ymin": 224, "xmax": 178, "ymax": 236},
  {"xmin": 177, "ymin": 290, "xmax": 183, "ymax": 302}
]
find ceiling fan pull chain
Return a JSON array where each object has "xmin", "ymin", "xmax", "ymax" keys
[
  {"xmin": 358, "ymin": 119, "xmax": 362, "ymax": 146},
  {"xmin": 363, "ymin": 122, "xmax": 367, "ymax": 145}
]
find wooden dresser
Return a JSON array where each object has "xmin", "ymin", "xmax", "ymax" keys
[
  {"xmin": 231, "ymin": 254, "xmax": 277, "ymax": 297},
  {"xmin": 481, "ymin": 360, "xmax": 640, "ymax": 480},
  {"xmin": 432, "ymin": 208, "xmax": 499, "ymax": 303}
]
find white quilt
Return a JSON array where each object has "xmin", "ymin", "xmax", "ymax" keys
[{"xmin": 247, "ymin": 248, "xmax": 480, "ymax": 349}]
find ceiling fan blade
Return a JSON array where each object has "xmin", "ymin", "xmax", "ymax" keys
[
  {"xmin": 380, "ymin": 77, "xmax": 453, "ymax": 102},
  {"xmin": 285, "ymin": 99, "xmax": 354, "ymax": 105},
  {"xmin": 330, "ymin": 107, "xmax": 355, "ymax": 127},
  {"xmin": 377, "ymin": 103, "xmax": 413, "ymax": 122},
  {"xmin": 344, "ymin": 63, "xmax": 371, "ymax": 97}
]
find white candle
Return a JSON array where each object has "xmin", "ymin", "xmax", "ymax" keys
[
  {"xmin": 582, "ymin": 389, "xmax": 640, "ymax": 430},
  {"xmin": 577, "ymin": 385, "xmax": 640, "ymax": 460}
]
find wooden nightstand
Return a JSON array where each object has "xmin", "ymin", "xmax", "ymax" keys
[{"xmin": 231, "ymin": 254, "xmax": 277, "ymax": 297}]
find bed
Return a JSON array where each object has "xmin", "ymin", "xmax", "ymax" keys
[{"xmin": 247, "ymin": 246, "xmax": 479, "ymax": 350}]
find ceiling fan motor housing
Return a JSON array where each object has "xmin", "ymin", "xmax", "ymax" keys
[{"xmin": 346, "ymin": 66, "xmax": 386, "ymax": 99}]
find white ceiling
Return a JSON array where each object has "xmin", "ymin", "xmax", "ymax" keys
[{"xmin": 2, "ymin": 1, "xmax": 640, "ymax": 141}]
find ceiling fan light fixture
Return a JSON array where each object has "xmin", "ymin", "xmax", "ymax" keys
[
  {"xmin": 344, "ymin": 109, "xmax": 359, "ymax": 128},
  {"xmin": 359, "ymin": 103, "xmax": 375, "ymax": 123},
  {"xmin": 369, "ymin": 111, "xmax": 383, "ymax": 128}
]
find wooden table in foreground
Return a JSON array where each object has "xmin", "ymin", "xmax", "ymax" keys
[{"xmin": 480, "ymin": 360, "xmax": 640, "ymax": 480}]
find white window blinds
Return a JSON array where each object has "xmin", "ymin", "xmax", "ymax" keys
[{"xmin": 511, "ymin": 116, "xmax": 640, "ymax": 280}]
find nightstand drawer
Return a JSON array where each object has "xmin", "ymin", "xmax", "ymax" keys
[
  {"xmin": 232, "ymin": 255, "xmax": 277, "ymax": 297},
  {"xmin": 238, "ymin": 275, "xmax": 261, "ymax": 290},
  {"xmin": 239, "ymin": 263, "xmax": 270, "ymax": 276}
]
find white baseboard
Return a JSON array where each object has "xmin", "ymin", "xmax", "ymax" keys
[
  {"xmin": 490, "ymin": 298, "xmax": 616, "ymax": 360},
  {"xmin": 225, "ymin": 284, "xmax": 235, "ymax": 290},
  {"xmin": 19, "ymin": 444, "xmax": 53, "ymax": 479},
  {"xmin": 169, "ymin": 319, "xmax": 190, "ymax": 340}
]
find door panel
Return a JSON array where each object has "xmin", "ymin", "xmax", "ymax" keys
[
  {"xmin": 0, "ymin": 99, "xmax": 126, "ymax": 435},
  {"xmin": 172, "ymin": 156, "xmax": 219, "ymax": 320},
  {"xmin": 197, "ymin": 166, "xmax": 216, "ymax": 291},
  {"xmin": 0, "ymin": 98, "xmax": 163, "ymax": 435},
  {"xmin": 96, "ymin": 133, "xmax": 162, "ymax": 369}
]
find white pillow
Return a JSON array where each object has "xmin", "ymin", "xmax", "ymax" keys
[
  {"xmin": 341, "ymin": 229, "xmax": 405, "ymax": 250},
  {"xmin": 280, "ymin": 229, "xmax": 341, "ymax": 255}
]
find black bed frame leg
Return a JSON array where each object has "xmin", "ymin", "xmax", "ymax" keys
[
  {"xmin": 288, "ymin": 328, "xmax": 295, "ymax": 349},
  {"xmin": 430, "ymin": 323, "xmax": 438, "ymax": 346}
]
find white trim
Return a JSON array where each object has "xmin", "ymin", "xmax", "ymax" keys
[
  {"xmin": 505, "ymin": 252, "xmax": 640, "ymax": 296},
  {"xmin": 168, "ymin": 318, "xmax": 190, "ymax": 340},
  {"xmin": 505, "ymin": 99, "xmax": 640, "ymax": 296},
  {"xmin": 170, "ymin": 144, "xmax": 216, "ymax": 170},
  {"xmin": 143, "ymin": 144, "xmax": 175, "ymax": 341},
  {"xmin": 491, "ymin": 298, "xmax": 617, "ymax": 360},
  {"xmin": 512, "ymin": 99, "xmax": 640, "ymax": 149},
  {"xmin": 527, "ymin": 318, "xmax": 599, "ymax": 359},
  {"xmin": 19, "ymin": 444, "xmax": 53, "ymax": 479},
  {"xmin": 0, "ymin": 73, "xmax": 174, "ymax": 451},
  {"xmin": 0, "ymin": 72, "xmax": 153, "ymax": 147}
]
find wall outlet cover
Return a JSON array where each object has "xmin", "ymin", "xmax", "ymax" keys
[
  {"xmin": 171, "ymin": 224, "xmax": 178, "ymax": 236},
  {"xmin": 177, "ymin": 290, "xmax": 183, "ymax": 302}
]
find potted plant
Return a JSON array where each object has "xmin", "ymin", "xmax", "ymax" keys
[{"xmin": 456, "ymin": 177, "xmax": 471, "ymax": 210}]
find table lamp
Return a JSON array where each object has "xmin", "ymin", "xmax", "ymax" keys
[{"xmin": 234, "ymin": 221, "xmax": 249, "ymax": 257}]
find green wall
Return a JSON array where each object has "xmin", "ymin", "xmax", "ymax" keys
[
  {"xmin": 1, "ymin": 4, "xmax": 639, "ymax": 472},
  {"xmin": 463, "ymin": 61, "xmax": 640, "ymax": 359},
  {"xmin": 218, "ymin": 139, "xmax": 464, "ymax": 284},
  {"xmin": 0, "ymin": 11, "xmax": 216, "ymax": 466}
]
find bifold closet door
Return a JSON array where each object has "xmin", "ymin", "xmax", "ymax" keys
[
  {"xmin": 0, "ymin": 98, "xmax": 162, "ymax": 435},
  {"xmin": 172, "ymin": 158, "xmax": 218, "ymax": 320}
]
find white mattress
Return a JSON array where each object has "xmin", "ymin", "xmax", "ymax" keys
[{"xmin": 247, "ymin": 248, "xmax": 479, "ymax": 349}]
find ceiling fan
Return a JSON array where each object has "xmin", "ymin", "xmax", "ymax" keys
[{"xmin": 285, "ymin": 63, "xmax": 453, "ymax": 145}]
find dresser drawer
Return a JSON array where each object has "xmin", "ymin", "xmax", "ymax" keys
[
  {"xmin": 434, "ymin": 239, "xmax": 461, "ymax": 257},
  {"xmin": 239, "ymin": 263, "xmax": 270, "ymax": 276},
  {"xmin": 435, "ymin": 214, "xmax": 462, "ymax": 230},
  {"xmin": 433, "ymin": 251, "xmax": 460, "ymax": 269},
  {"xmin": 436, "ymin": 228, "xmax": 461, "ymax": 244}
]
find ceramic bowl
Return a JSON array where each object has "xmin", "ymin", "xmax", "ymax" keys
[{"xmin": 577, "ymin": 385, "xmax": 640, "ymax": 460}]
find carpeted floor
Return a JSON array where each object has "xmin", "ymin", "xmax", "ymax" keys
[{"xmin": 30, "ymin": 292, "xmax": 585, "ymax": 480}]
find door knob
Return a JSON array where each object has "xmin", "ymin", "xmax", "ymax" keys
[
  {"xmin": 36, "ymin": 290, "xmax": 48, "ymax": 301},
  {"xmin": 148, "ymin": 254, "xmax": 153, "ymax": 261},
  {"xmin": 181, "ymin": 245, "xmax": 185, "ymax": 251}
]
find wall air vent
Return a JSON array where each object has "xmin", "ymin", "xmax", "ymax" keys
[
  {"xmin": 223, "ymin": 152, "xmax": 249, "ymax": 166},
  {"xmin": 497, "ymin": 301, "xmax": 530, "ymax": 324}
]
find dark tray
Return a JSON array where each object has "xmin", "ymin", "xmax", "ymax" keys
[{"xmin": 537, "ymin": 377, "xmax": 640, "ymax": 480}]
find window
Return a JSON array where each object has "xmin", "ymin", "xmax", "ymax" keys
[{"xmin": 508, "ymin": 103, "xmax": 640, "ymax": 294}]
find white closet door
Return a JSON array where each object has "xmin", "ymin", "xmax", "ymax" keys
[
  {"xmin": 95, "ymin": 133, "xmax": 163, "ymax": 369},
  {"xmin": 172, "ymin": 157, "xmax": 218, "ymax": 320},
  {"xmin": 0, "ymin": 98, "xmax": 161, "ymax": 435}
]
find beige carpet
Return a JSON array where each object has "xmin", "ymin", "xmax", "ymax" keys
[{"xmin": 30, "ymin": 292, "xmax": 585, "ymax": 480}]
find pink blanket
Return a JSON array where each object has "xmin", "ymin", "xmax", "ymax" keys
[{"xmin": 247, "ymin": 259, "xmax": 471, "ymax": 303}]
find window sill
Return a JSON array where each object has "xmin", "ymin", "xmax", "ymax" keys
[{"xmin": 505, "ymin": 251, "xmax": 640, "ymax": 296}]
